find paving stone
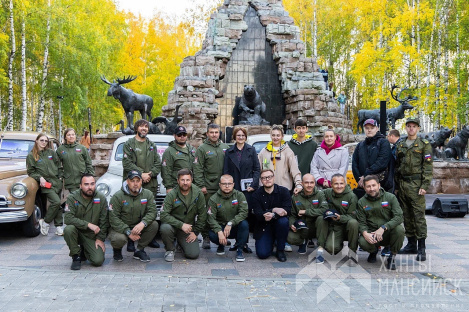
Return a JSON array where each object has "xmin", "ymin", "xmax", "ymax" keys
[
  {"xmin": 271, "ymin": 262, "xmax": 299, "ymax": 268},
  {"xmin": 26, "ymin": 254, "xmax": 55, "ymax": 260},
  {"xmin": 211, "ymin": 269, "xmax": 239, "ymax": 276},
  {"xmin": 435, "ymin": 254, "xmax": 465, "ymax": 259},
  {"xmin": 146, "ymin": 262, "xmax": 173, "ymax": 270},
  {"xmin": 454, "ymin": 240, "xmax": 469, "ymax": 245},
  {"xmin": 39, "ymin": 244, "xmax": 65, "ymax": 250},
  {"xmin": 208, "ymin": 257, "xmax": 234, "ymax": 263}
]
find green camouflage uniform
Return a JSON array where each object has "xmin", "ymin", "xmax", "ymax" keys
[
  {"xmin": 318, "ymin": 185, "xmax": 358, "ymax": 254},
  {"xmin": 26, "ymin": 149, "xmax": 63, "ymax": 226},
  {"xmin": 160, "ymin": 185, "xmax": 207, "ymax": 259},
  {"xmin": 108, "ymin": 185, "xmax": 159, "ymax": 250},
  {"xmin": 207, "ymin": 189, "xmax": 248, "ymax": 232},
  {"xmin": 122, "ymin": 137, "xmax": 161, "ymax": 193},
  {"xmin": 287, "ymin": 187, "xmax": 329, "ymax": 246},
  {"xmin": 63, "ymin": 190, "xmax": 109, "ymax": 266},
  {"xmin": 161, "ymin": 141, "xmax": 196, "ymax": 190},
  {"xmin": 57, "ymin": 143, "xmax": 94, "ymax": 192},
  {"xmin": 357, "ymin": 188, "xmax": 405, "ymax": 254},
  {"xmin": 395, "ymin": 137, "xmax": 433, "ymax": 239}
]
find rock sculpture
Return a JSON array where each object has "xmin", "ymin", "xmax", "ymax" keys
[{"xmin": 232, "ymin": 85, "xmax": 269, "ymax": 126}]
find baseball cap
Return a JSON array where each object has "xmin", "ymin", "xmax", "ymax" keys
[
  {"xmin": 175, "ymin": 126, "xmax": 187, "ymax": 135},
  {"xmin": 127, "ymin": 170, "xmax": 142, "ymax": 180},
  {"xmin": 323, "ymin": 209, "xmax": 339, "ymax": 220},
  {"xmin": 293, "ymin": 219, "xmax": 309, "ymax": 231},
  {"xmin": 363, "ymin": 119, "xmax": 378, "ymax": 127},
  {"xmin": 405, "ymin": 117, "xmax": 420, "ymax": 127}
]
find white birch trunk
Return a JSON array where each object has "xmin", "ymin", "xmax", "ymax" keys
[
  {"xmin": 443, "ymin": 1, "xmax": 449, "ymax": 125},
  {"xmin": 36, "ymin": 0, "xmax": 51, "ymax": 133},
  {"xmin": 49, "ymin": 98, "xmax": 55, "ymax": 137},
  {"xmin": 313, "ymin": 0, "xmax": 317, "ymax": 58},
  {"xmin": 7, "ymin": 0, "xmax": 16, "ymax": 131},
  {"xmin": 21, "ymin": 18, "xmax": 27, "ymax": 131},
  {"xmin": 425, "ymin": 0, "xmax": 438, "ymax": 131}
]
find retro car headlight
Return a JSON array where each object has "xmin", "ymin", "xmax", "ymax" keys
[
  {"xmin": 11, "ymin": 183, "xmax": 28, "ymax": 199},
  {"xmin": 96, "ymin": 183, "xmax": 110, "ymax": 196}
]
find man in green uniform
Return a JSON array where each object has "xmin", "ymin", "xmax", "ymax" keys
[
  {"xmin": 108, "ymin": 170, "xmax": 159, "ymax": 262},
  {"xmin": 122, "ymin": 119, "xmax": 162, "ymax": 250},
  {"xmin": 207, "ymin": 174, "xmax": 249, "ymax": 262},
  {"xmin": 161, "ymin": 126, "xmax": 196, "ymax": 193},
  {"xmin": 357, "ymin": 175, "xmax": 404, "ymax": 270},
  {"xmin": 193, "ymin": 124, "xmax": 229, "ymax": 249},
  {"xmin": 160, "ymin": 169, "xmax": 207, "ymax": 262},
  {"xmin": 287, "ymin": 174, "xmax": 328, "ymax": 254},
  {"xmin": 317, "ymin": 173, "xmax": 359, "ymax": 265},
  {"xmin": 64, "ymin": 174, "xmax": 109, "ymax": 270},
  {"xmin": 395, "ymin": 117, "xmax": 433, "ymax": 261}
]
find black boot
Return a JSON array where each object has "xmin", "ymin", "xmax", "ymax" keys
[
  {"xmin": 386, "ymin": 253, "xmax": 396, "ymax": 270},
  {"xmin": 416, "ymin": 238, "xmax": 426, "ymax": 261},
  {"xmin": 71, "ymin": 255, "xmax": 81, "ymax": 270},
  {"xmin": 80, "ymin": 246, "xmax": 87, "ymax": 262},
  {"xmin": 148, "ymin": 237, "xmax": 160, "ymax": 248},
  {"xmin": 113, "ymin": 248, "xmax": 123, "ymax": 261},
  {"xmin": 127, "ymin": 238, "xmax": 136, "ymax": 252},
  {"xmin": 367, "ymin": 250, "xmax": 378, "ymax": 263},
  {"xmin": 398, "ymin": 236, "xmax": 418, "ymax": 254}
]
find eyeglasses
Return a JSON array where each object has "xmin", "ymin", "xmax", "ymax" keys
[
  {"xmin": 39, "ymin": 139, "xmax": 49, "ymax": 143},
  {"xmin": 176, "ymin": 133, "xmax": 187, "ymax": 137},
  {"xmin": 220, "ymin": 183, "xmax": 234, "ymax": 187},
  {"xmin": 260, "ymin": 175, "xmax": 274, "ymax": 181}
]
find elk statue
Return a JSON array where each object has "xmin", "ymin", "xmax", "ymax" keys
[{"xmin": 101, "ymin": 75, "xmax": 153, "ymax": 130}]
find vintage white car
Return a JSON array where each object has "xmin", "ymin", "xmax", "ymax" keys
[
  {"xmin": 96, "ymin": 134, "xmax": 174, "ymax": 218},
  {"xmin": 0, "ymin": 131, "xmax": 61, "ymax": 237}
]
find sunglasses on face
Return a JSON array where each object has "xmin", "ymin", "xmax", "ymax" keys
[{"xmin": 176, "ymin": 133, "xmax": 187, "ymax": 137}]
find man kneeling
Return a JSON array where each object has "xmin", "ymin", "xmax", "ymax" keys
[
  {"xmin": 108, "ymin": 170, "xmax": 159, "ymax": 262},
  {"xmin": 160, "ymin": 169, "xmax": 207, "ymax": 262},
  {"xmin": 64, "ymin": 174, "xmax": 109, "ymax": 270},
  {"xmin": 357, "ymin": 175, "xmax": 404, "ymax": 270},
  {"xmin": 207, "ymin": 174, "xmax": 249, "ymax": 262}
]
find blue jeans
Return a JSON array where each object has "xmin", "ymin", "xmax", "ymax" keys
[
  {"xmin": 255, "ymin": 217, "xmax": 289, "ymax": 259},
  {"xmin": 208, "ymin": 220, "xmax": 249, "ymax": 251}
]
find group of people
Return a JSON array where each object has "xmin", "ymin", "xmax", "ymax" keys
[{"xmin": 26, "ymin": 116, "xmax": 432, "ymax": 271}]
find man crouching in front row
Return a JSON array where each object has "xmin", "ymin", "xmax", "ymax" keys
[{"xmin": 357, "ymin": 175, "xmax": 404, "ymax": 270}]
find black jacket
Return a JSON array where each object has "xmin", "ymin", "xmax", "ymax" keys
[
  {"xmin": 223, "ymin": 143, "xmax": 260, "ymax": 192},
  {"xmin": 352, "ymin": 132, "xmax": 392, "ymax": 189},
  {"xmin": 251, "ymin": 184, "xmax": 291, "ymax": 239}
]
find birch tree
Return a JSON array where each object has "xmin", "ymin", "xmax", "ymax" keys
[
  {"xmin": 7, "ymin": 0, "xmax": 16, "ymax": 131},
  {"xmin": 21, "ymin": 17, "xmax": 27, "ymax": 131},
  {"xmin": 36, "ymin": 0, "xmax": 51, "ymax": 133}
]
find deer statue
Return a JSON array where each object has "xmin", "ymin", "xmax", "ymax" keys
[
  {"xmin": 356, "ymin": 86, "xmax": 416, "ymax": 133},
  {"xmin": 101, "ymin": 75, "xmax": 153, "ymax": 130}
]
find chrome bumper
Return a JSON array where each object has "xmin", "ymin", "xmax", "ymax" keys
[{"xmin": 0, "ymin": 210, "xmax": 28, "ymax": 223}]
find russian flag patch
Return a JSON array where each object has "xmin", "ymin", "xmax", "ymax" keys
[
  {"xmin": 232, "ymin": 199, "xmax": 238, "ymax": 205},
  {"xmin": 93, "ymin": 198, "xmax": 100, "ymax": 204},
  {"xmin": 425, "ymin": 154, "xmax": 431, "ymax": 160},
  {"xmin": 382, "ymin": 202, "xmax": 389, "ymax": 207},
  {"xmin": 141, "ymin": 199, "xmax": 148, "ymax": 205},
  {"xmin": 312, "ymin": 199, "xmax": 319, "ymax": 205},
  {"xmin": 48, "ymin": 155, "xmax": 53, "ymax": 159},
  {"xmin": 341, "ymin": 201, "xmax": 348, "ymax": 207},
  {"xmin": 76, "ymin": 148, "xmax": 81, "ymax": 152}
]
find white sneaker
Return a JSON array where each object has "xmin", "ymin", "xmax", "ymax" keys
[
  {"xmin": 164, "ymin": 251, "xmax": 175, "ymax": 262},
  {"xmin": 284, "ymin": 243, "xmax": 293, "ymax": 252},
  {"xmin": 39, "ymin": 219, "xmax": 50, "ymax": 236},
  {"xmin": 55, "ymin": 225, "xmax": 64, "ymax": 236}
]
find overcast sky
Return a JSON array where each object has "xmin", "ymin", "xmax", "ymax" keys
[{"xmin": 115, "ymin": 0, "xmax": 195, "ymax": 19}]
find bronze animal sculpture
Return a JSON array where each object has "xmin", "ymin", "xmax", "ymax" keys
[
  {"xmin": 101, "ymin": 75, "xmax": 153, "ymax": 130},
  {"xmin": 356, "ymin": 86, "xmax": 416, "ymax": 133},
  {"xmin": 152, "ymin": 104, "xmax": 183, "ymax": 135},
  {"xmin": 445, "ymin": 126, "xmax": 469, "ymax": 160},
  {"xmin": 232, "ymin": 85, "xmax": 269, "ymax": 126},
  {"xmin": 418, "ymin": 127, "xmax": 453, "ymax": 159}
]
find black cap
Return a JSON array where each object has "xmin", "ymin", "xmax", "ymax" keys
[
  {"xmin": 293, "ymin": 219, "xmax": 308, "ymax": 231},
  {"xmin": 127, "ymin": 170, "xmax": 142, "ymax": 180},
  {"xmin": 175, "ymin": 126, "xmax": 187, "ymax": 135},
  {"xmin": 323, "ymin": 209, "xmax": 339, "ymax": 220}
]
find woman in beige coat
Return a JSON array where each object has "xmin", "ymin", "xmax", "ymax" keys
[
  {"xmin": 258, "ymin": 125, "xmax": 302, "ymax": 194},
  {"xmin": 310, "ymin": 126, "xmax": 349, "ymax": 189}
]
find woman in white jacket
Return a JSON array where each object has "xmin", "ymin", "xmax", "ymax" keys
[{"xmin": 310, "ymin": 126, "xmax": 349, "ymax": 189}]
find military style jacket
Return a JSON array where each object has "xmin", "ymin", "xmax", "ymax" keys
[
  {"xmin": 193, "ymin": 139, "xmax": 229, "ymax": 192},
  {"xmin": 57, "ymin": 142, "xmax": 94, "ymax": 191},
  {"xmin": 323, "ymin": 185, "xmax": 358, "ymax": 225},
  {"xmin": 26, "ymin": 149, "xmax": 63, "ymax": 194},
  {"xmin": 160, "ymin": 185, "xmax": 206, "ymax": 235},
  {"xmin": 395, "ymin": 137, "xmax": 433, "ymax": 190},
  {"xmin": 290, "ymin": 187, "xmax": 328, "ymax": 227},
  {"xmin": 161, "ymin": 141, "xmax": 196, "ymax": 189},
  {"xmin": 356, "ymin": 188, "xmax": 403, "ymax": 233},
  {"xmin": 207, "ymin": 189, "xmax": 248, "ymax": 233},
  {"xmin": 122, "ymin": 137, "xmax": 161, "ymax": 193},
  {"xmin": 64, "ymin": 189, "xmax": 109, "ymax": 241},
  {"xmin": 109, "ymin": 183, "xmax": 157, "ymax": 234}
]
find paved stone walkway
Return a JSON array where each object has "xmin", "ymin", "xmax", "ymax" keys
[{"xmin": 1, "ymin": 194, "xmax": 469, "ymax": 310}]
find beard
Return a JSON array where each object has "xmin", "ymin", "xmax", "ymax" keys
[{"xmin": 137, "ymin": 131, "xmax": 147, "ymax": 138}]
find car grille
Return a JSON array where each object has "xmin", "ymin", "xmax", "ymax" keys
[
  {"xmin": 155, "ymin": 195, "xmax": 165, "ymax": 220},
  {"xmin": 0, "ymin": 195, "xmax": 12, "ymax": 208}
]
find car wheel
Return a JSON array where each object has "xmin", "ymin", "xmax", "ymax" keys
[{"xmin": 22, "ymin": 200, "xmax": 42, "ymax": 237}]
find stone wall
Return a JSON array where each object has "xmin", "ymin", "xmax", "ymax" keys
[
  {"xmin": 90, "ymin": 133, "xmax": 124, "ymax": 177},
  {"xmin": 429, "ymin": 161, "xmax": 469, "ymax": 194},
  {"xmin": 163, "ymin": 0, "xmax": 352, "ymax": 144}
]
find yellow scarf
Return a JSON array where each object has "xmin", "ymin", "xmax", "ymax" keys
[
  {"xmin": 265, "ymin": 141, "xmax": 285, "ymax": 170},
  {"xmin": 292, "ymin": 133, "xmax": 312, "ymax": 141}
]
